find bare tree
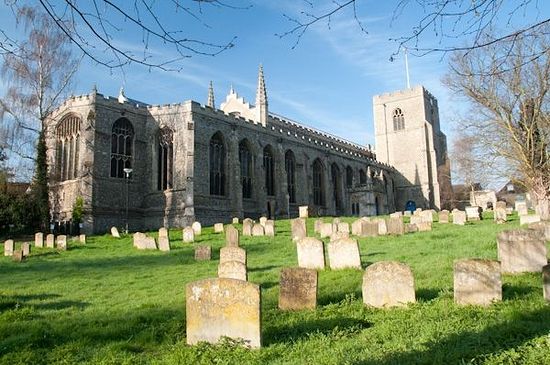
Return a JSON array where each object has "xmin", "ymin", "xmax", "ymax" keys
[{"xmin": 445, "ymin": 28, "xmax": 549, "ymax": 219}]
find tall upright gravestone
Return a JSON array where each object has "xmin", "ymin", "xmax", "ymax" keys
[
  {"xmin": 46, "ymin": 234, "xmax": 55, "ymax": 248},
  {"xmin": 35, "ymin": 232, "xmax": 44, "ymax": 248},
  {"xmin": 225, "ymin": 225, "xmax": 240, "ymax": 247},
  {"xmin": 4, "ymin": 239, "xmax": 14, "ymax": 256},
  {"xmin": 362, "ymin": 261, "xmax": 416, "ymax": 308},
  {"xmin": 186, "ymin": 278, "xmax": 261, "ymax": 348},
  {"xmin": 296, "ymin": 237, "xmax": 325, "ymax": 270},
  {"xmin": 328, "ymin": 238, "xmax": 361, "ymax": 270},
  {"xmin": 279, "ymin": 268, "xmax": 317, "ymax": 310},
  {"xmin": 387, "ymin": 217, "xmax": 404, "ymax": 235},
  {"xmin": 291, "ymin": 218, "xmax": 307, "ymax": 241}
]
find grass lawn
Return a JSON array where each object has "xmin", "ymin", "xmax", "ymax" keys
[{"xmin": 1, "ymin": 214, "xmax": 549, "ymax": 364}]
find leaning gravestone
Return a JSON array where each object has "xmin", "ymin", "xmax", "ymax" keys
[
  {"xmin": 225, "ymin": 225, "xmax": 240, "ymax": 247},
  {"xmin": 497, "ymin": 230, "xmax": 547, "ymax": 273},
  {"xmin": 387, "ymin": 217, "xmax": 404, "ymax": 235},
  {"xmin": 159, "ymin": 227, "xmax": 169, "ymax": 239},
  {"xmin": 296, "ymin": 237, "xmax": 325, "ymax": 270},
  {"xmin": 438, "ymin": 210, "xmax": 449, "ymax": 223},
  {"xmin": 299, "ymin": 205, "xmax": 309, "ymax": 218},
  {"xmin": 516, "ymin": 201, "xmax": 528, "ymax": 216},
  {"xmin": 21, "ymin": 242, "xmax": 30, "ymax": 257},
  {"xmin": 543, "ymin": 264, "xmax": 550, "ymax": 302},
  {"xmin": 220, "ymin": 246, "xmax": 246, "ymax": 265},
  {"xmin": 319, "ymin": 223, "xmax": 333, "ymax": 239},
  {"xmin": 111, "ymin": 226, "xmax": 121, "ymax": 238},
  {"xmin": 520, "ymin": 214, "xmax": 541, "ymax": 226},
  {"xmin": 56, "ymin": 235, "xmax": 67, "ymax": 251},
  {"xmin": 264, "ymin": 220, "xmax": 275, "ymax": 237},
  {"xmin": 494, "ymin": 201, "xmax": 507, "ymax": 223},
  {"xmin": 291, "ymin": 218, "xmax": 307, "ymax": 241},
  {"xmin": 182, "ymin": 227, "xmax": 195, "ymax": 243},
  {"xmin": 465, "ymin": 206, "xmax": 481, "ymax": 221},
  {"xmin": 35, "ymin": 232, "xmax": 44, "ymax": 248},
  {"xmin": 158, "ymin": 236, "xmax": 170, "ymax": 252},
  {"xmin": 214, "ymin": 223, "xmax": 224, "ymax": 233},
  {"xmin": 362, "ymin": 261, "xmax": 416, "ymax": 308},
  {"xmin": 454, "ymin": 259, "xmax": 502, "ymax": 306},
  {"xmin": 452, "ymin": 211, "xmax": 466, "ymax": 225},
  {"xmin": 46, "ymin": 234, "xmax": 55, "ymax": 248},
  {"xmin": 328, "ymin": 238, "xmax": 361, "ymax": 270},
  {"xmin": 4, "ymin": 239, "xmax": 14, "ymax": 256},
  {"xmin": 259, "ymin": 217, "xmax": 268, "ymax": 227},
  {"xmin": 279, "ymin": 268, "xmax": 317, "ymax": 310},
  {"xmin": 218, "ymin": 261, "xmax": 247, "ymax": 281},
  {"xmin": 192, "ymin": 222, "xmax": 202, "ymax": 235},
  {"xmin": 252, "ymin": 223, "xmax": 264, "ymax": 236},
  {"xmin": 195, "ymin": 245, "xmax": 212, "ymax": 261},
  {"xmin": 186, "ymin": 278, "xmax": 261, "ymax": 348}
]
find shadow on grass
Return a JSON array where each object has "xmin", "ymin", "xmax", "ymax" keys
[
  {"xmin": 248, "ymin": 265, "xmax": 279, "ymax": 273},
  {"xmin": 357, "ymin": 307, "xmax": 550, "ymax": 365},
  {"xmin": 502, "ymin": 283, "xmax": 540, "ymax": 300},
  {"xmin": 317, "ymin": 289, "xmax": 363, "ymax": 306},
  {"xmin": 415, "ymin": 288, "xmax": 441, "ymax": 302},
  {"xmin": 0, "ymin": 293, "xmax": 89, "ymax": 311}
]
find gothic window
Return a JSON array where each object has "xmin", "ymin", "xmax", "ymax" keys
[
  {"xmin": 209, "ymin": 132, "xmax": 225, "ymax": 196},
  {"xmin": 239, "ymin": 140, "xmax": 253, "ymax": 199},
  {"xmin": 285, "ymin": 150, "xmax": 296, "ymax": 203},
  {"xmin": 359, "ymin": 169, "xmax": 366, "ymax": 184},
  {"xmin": 110, "ymin": 118, "xmax": 134, "ymax": 178},
  {"xmin": 263, "ymin": 145, "xmax": 275, "ymax": 196},
  {"xmin": 393, "ymin": 108, "xmax": 405, "ymax": 131},
  {"xmin": 157, "ymin": 127, "xmax": 173, "ymax": 190},
  {"xmin": 346, "ymin": 165, "xmax": 353, "ymax": 188},
  {"xmin": 313, "ymin": 159, "xmax": 325, "ymax": 206},
  {"xmin": 56, "ymin": 114, "xmax": 81, "ymax": 181},
  {"xmin": 331, "ymin": 163, "xmax": 342, "ymax": 209}
]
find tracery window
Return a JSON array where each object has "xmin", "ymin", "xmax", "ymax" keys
[
  {"xmin": 285, "ymin": 150, "xmax": 296, "ymax": 203},
  {"xmin": 331, "ymin": 163, "xmax": 342, "ymax": 209},
  {"xmin": 110, "ymin": 118, "xmax": 134, "ymax": 178},
  {"xmin": 157, "ymin": 127, "xmax": 173, "ymax": 190},
  {"xmin": 209, "ymin": 132, "xmax": 225, "ymax": 196},
  {"xmin": 393, "ymin": 108, "xmax": 405, "ymax": 131},
  {"xmin": 56, "ymin": 114, "xmax": 81, "ymax": 181},
  {"xmin": 263, "ymin": 145, "xmax": 275, "ymax": 196},
  {"xmin": 346, "ymin": 165, "xmax": 353, "ymax": 188},
  {"xmin": 239, "ymin": 140, "xmax": 253, "ymax": 199},
  {"xmin": 313, "ymin": 159, "xmax": 325, "ymax": 206},
  {"xmin": 359, "ymin": 169, "xmax": 366, "ymax": 184}
]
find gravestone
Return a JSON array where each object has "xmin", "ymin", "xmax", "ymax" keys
[
  {"xmin": 333, "ymin": 218, "xmax": 341, "ymax": 225},
  {"xmin": 214, "ymin": 223, "xmax": 224, "ymax": 233},
  {"xmin": 421, "ymin": 210, "xmax": 434, "ymax": 223},
  {"xmin": 454, "ymin": 259, "xmax": 502, "ymax": 306},
  {"xmin": 158, "ymin": 236, "xmax": 171, "ymax": 252},
  {"xmin": 299, "ymin": 205, "xmax": 309, "ymax": 218},
  {"xmin": 134, "ymin": 233, "xmax": 157, "ymax": 250},
  {"xmin": 520, "ymin": 214, "xmax": 541, "ymax": 226},
  {"xmin": 12, "ymin": 250, "xmax": 23, "ymax": 262},
  {"xmin": 220, "ymin": 246, "xmax": 246, "ymax": 265},
  {"xmin": 362, "ymin": 261, "xmax": 416, "ymax": 308},
  {"xmin": 242, "ymin": 220, "xmax": 253, "ymax": 236},
  {"xmin": 410, "ymin": 215, "xmax": 423, "ymax": 226},
  {"xmin": 405, "ymin": 223, "xmax": 418, "ymax": 233},
  {"xmin": 337, "ymin": 222, "xmax": 350, "ymax": 234},
  {"xmin": 515, "ymin": 201, "xmax": 528, "ymax": 216},
  {"xmin": 21, "ymin": 242, "xmax": 30, "ymax": 257},
  {"xmin": 111, "ymin": 226, "xmax": 121, "ymax": 238},
  {"xmin": 387, "ymin": 217, "xmax": 404, "ymax": 235},
  {"xmin": 225, "ymin": 225, "xmax": 240, "ymax": 247},
  {"xmin": 416, "ymin": 222, "xmax": 432, "ymax": 232},
  {"xmin": 363, "ymin": 222, "xmax": 379, "ymax": 237},
  {"xmin": 296, "ymin": 237, "xmax": 325, "ymax": 270},
  {"xmin": 183, "ymin": 227, "xmax": 195, "ymax": 243},
  {"xmin": 328, "ymin": 238, "xmax": 361, "ymax": 270},
  {"xmin": 528, "ymin": 222, "xmax": 550, "ymax": 241},
  {"xmin": 319, "ymin": 223, "xmax": 333, "ymax": 239},
  {"xmin": 4, "ymin": 239, "xmax": 14, "ymax": 256},
  {"xmin": 330, "ymin": 231, "xmax": 349, "ymax": 242},
  {"xmin": 133, "ymin": 232, "xmax": 145, "ymax": 247},
  {"xmin": 291, "ymin": 218, "xmax": 307, "ymax": 241},
  {"xmin": 218, "ymin": 260, "xmax": 247, "ymax": 281},
  {"xmin": 494, "ymin": 201, "xmax": 507, "ymax": 223},
  {"xmin": 389, "ymin": 212, "xmax": 402, "ymax": 219},
  {"xmin": 404, "ymin": 211, "xmax": 412, "ymax": 216},
  {"xmin": 79, "ymin": 234, "xmax": 86, "ymax": 244},
  {"xmin": 159, "ymin": 227, "xmax": 169, "ymax": 239},
  {"xmin": 438, "ymin": 210, "xmax": 449, "ymax": 223},
  {"xmin": 452, "ymin": 211, "xmax": 466, "ymax": 225},
  {"xmin": 195, "ymin": 245, "xmax": 212, "ymax": 260},
  {"xmin": 543, "ymin": 264, "xmax": 550, "ymax": 302},
  {"xmin": 351, "ymin": 219, "xmax": 363, "ymax": 236},
  {"xmin": 497, "ymin": 230, "xmax": 547, "ymax": 273},
  {"xmin": 232, "ymin": 217, "xmax": 239, "ymax": 224},
  {"xmin": 35, "ymin": 232, "xmax": 44, "ymax": 248},
  {"xmin": 279, "ymin": 268, "xmax": 317, "ymax": 310},
  {"xmin": 259, "ymin": 217, "xmax": 267, "ymax": 227},
  {"xmin": 192, "ymin": 222, "xmax": 202, "ymax": 235},
  {"xmin": 264, "ymin": 220, "xmax": 275, "ymax": 237},
  {"xmin": 56, "ymin": 235, "xmax": 67, "ymax": 251},
  {"xmin": 414, "ymin": 208, "xmax": 422, "ymax": 215},
  {"xmin": 252, "ymin": 223, "xmax": 264, "ymax": 236},
  {"xmin": 465, "ymin": 206, "xmax": 480, "ymax": 221},
  {"xmin": 46, "ymin": 234, "xmax": 55, "ymax": 248},
  {"xmin": 186, "ymin": 278, "xmax": 261, "ymax": 348},
  {"xmin": 314, "ymin": 219, "xmax": 323, "ymax": 233},
  {"xmin": 376, "ymin": 219, "xmax": 388, "ymax": 235}
]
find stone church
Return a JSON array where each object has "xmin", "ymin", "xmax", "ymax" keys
[{"xmin": 45, "ymin": 66, "xmax": 451, "ymax": 234}]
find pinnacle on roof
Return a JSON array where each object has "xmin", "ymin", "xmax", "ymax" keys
[
  {"xmin": 207, "ymin": 81, "xmax": 215, "ymax": 108},
  {"xmin": 255, "ymin": 64, "xmax": 267, "ymax": 107},
  {"xmin": 118, "ymin": 87, "xmax": 128, "ymax": 104}
]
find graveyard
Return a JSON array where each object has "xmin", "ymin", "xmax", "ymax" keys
[{"xmin": 1, "ymin": 212, "xmax": 550, "ymax": 364}]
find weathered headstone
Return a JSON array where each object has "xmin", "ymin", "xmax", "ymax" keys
[
  {"xmin": 186, "ymin": 278, "xmax": 260, "ymax": 348},
  {"xmin": 279, "ymin": 268, "xmax": 317, "ymax": 310},
  {"xmin": 376, "ymin": 219, "xmax": 388, "ymax": 235},
  {"xmin": 264, "ymin": 220, "xmax": 275, "ymax": 237},
  {"xmin": 414, "ymin": 208, "xmax": 422, "ymax": 215},
  {"xmin": 21, "ymin": 242, "xmax": 30, "ymax": 257},
  {"xmin": 363, "ymin": 222, "xmax": 379, "ymax": 237},
  {"xmin": 111, "ymin": 226, "xmax": 120, "ymax": 238},
  {"xmin": 528, "ymin": 221, "xmax": 550, "ymax": 241},
  {"xmin": 410, "ymin": 215, "xmax": 423, "ymax": 226},
  {"xmin": 330, "ymin": 231, "xmax": 349, "ymax": 242},
  {"xmin": 438, "ymin": 210, "xmax": 449, "ymax": 223},
  {"xmin": 252, "ymin": 223, "xmax": 264, "ymax": 236},
  {"xmin": 4, "ymin": 239, "xmax": 14, "ymax": 256},
  {"xmin": 328, "ymin": 238, "xmax": 361, "ymax": 270},
  {"xmin": 515, "ymin": 201, "xmax": 528, "ymax": 216},
  {"xmin": 134, "ymin": 233, "xmax": 157, "ymax": 250},
  {"xmin": 158, "ymin": 236, "xmax": 171, "ymax": 252},
  {"xmin": 299, "ymin": 205, "xmax": 309, "ymax": 218},
  {"xmin": 195, "ymin": 245, "xmax": 212, "ymax": 261},
  {"xmin": 405, "ymin": 223, "xmax": 418, "ymax": 233},
  {"xmin": 452, "ymin": 211, "xmax": 466, "ymax": 225},
  {"xmin": 232, "ymin": 217, "xmax": 239, "ymax": 225},
  {"xmin": 465, "ymin": 206, "xmax": 481, "ymax": 221},
  {"xmin": 79, "ymin": 234, "xmax": 86, "ymax": 244},
  {"xmin": 319, "ymin": 223, "xmax": 333, "ymax": 238},
  {"xmin": 192, "ymin": 222, "xmax": 202, "ymax": 235},
  {"xmin": 214, "ymin": 223, "xmax": 224, "ymax": 233},
  {"xmin": 133, "ymin": 232, "xmax": 145, "ymax": 247},
  {"xmin": 389, "ymin": 212, "xmax": 402, "ymax": 219},
  {"xmin": 225, "ymin": 225, "xmax": 240, "ymax": 247},
  {"xmin": 421, "ymin": 210, "xmax": 434, "ymax": 223},
  {"xmin": 12, "ymin": 250, "xmax": 24, "ymax": 262},
  {"xmin": 259, "ymin": 217, "xmax": 267, "ymax": 227},
  {"xmin": 543, "ymin": 264, "xmax": 550, "ymax": 302},
  {"xmin": 454, "ymin": 259, "xmax": 502, "ymax": 306},
  {"xmin": 35, "ymin": 232, "xmax": 44, "ymax": 248},
  {"xmin": 242, "ymin": 219, "xmax": 253, "ymax": 236},
  {"xmin": 362, "ymin": 261, "xmax": 416, "ymax": 308},
  {"xmin": 494, "ymin": 201, "xmax": 507, "ymax": 223},
  {"xmin": 218, "ymin": 260, "xmax": 247, "ymax": 281},
  {"xmin": 46, "ymin": 234, "xmax": 55, "ymax": 248},
  {"xmin": 159, "ymin": 227, "xmax": 169, "ymax": 239},
  {"xmin": 296, "ymin": 237, "xmax": 325, "ymax": 270},
  {"xmin": 404, "ymin": 210, "xmax": 412, "ymax": 216},
  {"xmin": 291, "ymin": 218, "xmax": 307, "ymax": 241},
  {"xmin": 220, "ymin": 246, "xmax": 246, "ymax": 265},
  {"xmin": 520, "ymin": 214, "xmax": 541, "ymax": 226},
  {"xmin": 337, "ymin": 222, "xmax": 350, "ymax": 234},
  {"xmin": 351, "ymin": 219, "xmax": 363, "ymax": 236},
  {"xmin": 497, "ymin": 230, "xmax": 547, "ymax": 273},
  {"xmin": 387, "ymin": 217, "xmax": 404, "ymax": 235},
  {"xmin": 56, "ymin": 235, "xmax": 67, "ymax": 251},
  {"xmin": 314, "ymin": 219, "xmax": 323, "ymax": 233},
  {"xmin": 416, "ymin": 221, "xmax": 432, "ymax": 232},
  {"xmin": 182, "ymin": 227, "xmax": 195, "ymax": 243}
]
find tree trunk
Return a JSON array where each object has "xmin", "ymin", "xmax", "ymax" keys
[{"xmin": 535, "ymin": 197, "xmax": 549, "ymax": 221}]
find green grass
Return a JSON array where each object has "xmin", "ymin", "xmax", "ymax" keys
[{"xmin": 1, "ymin": 214, "xmax": 549, "ymax": 364}]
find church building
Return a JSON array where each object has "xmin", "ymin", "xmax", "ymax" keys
[{"xmin": 45, "ymin": 66, "xmax": 450, "ymax": 234}]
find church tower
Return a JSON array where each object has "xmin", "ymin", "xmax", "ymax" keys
[{"xmin": 373, "ymin": 86, "xmax": 451, "ymax": 210}]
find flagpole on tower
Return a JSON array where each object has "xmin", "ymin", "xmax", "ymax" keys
[{"xmin": 405, "ymin": 47, "xmax": 411, "ymax": 89}]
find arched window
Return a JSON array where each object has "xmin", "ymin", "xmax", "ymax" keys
[
  {"xmin": 110, "ymin": 118, "xmax": 134, "ymax": 178},
  {"xmin": 157, "ymin": 127, "xmax": 173, "ymax": 190},
  {"xmin": 393, "ymin": 108, "xmax": 405, "ymax": 131},
  {"xmin": 346, "ymin": 166, "xmax": 353, "ymax": 188},
  {"xmin": 263, "ymin": 145, "xmax": 275, "ymax": 196},
  {"xmin": 359, "ymin": 169, "xmax": 366, "ymax": 184},
  {"xmin": 56, "ymin": 114, "xmax": 81, "ymax": 181},
  {"xmin": 312, "ymin": 159, "xmax": 325, "ymax": 206},
  {"xmin": 239, "ymin": 140, "xmax": 253, "ymax": 199},
  {"xmin": 331, "ymin": 163, "xmax": 342, "ymax": 209},
  {"xmin": 209, "ymin": 132, "xmax": 225, "ymax": 196},
  {"xmin": 285, "ymin": 150, "xmax": 296, "ymax": 203}
]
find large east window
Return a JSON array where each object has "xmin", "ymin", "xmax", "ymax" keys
[
  {"xmin": 56, "ymin": 114, "xmax": 81, "ymax": 181},
  {"xmin": 110, "ymin": 118, "xmax": 134, "ymax": 178}
]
